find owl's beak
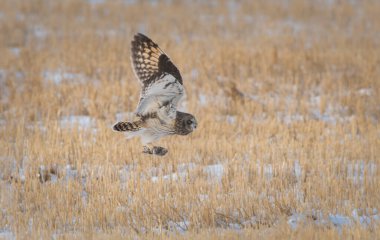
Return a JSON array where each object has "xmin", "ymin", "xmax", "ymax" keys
[{"xmin": 191, "ymin": 122, "xmax": 197, "ymax": 130}]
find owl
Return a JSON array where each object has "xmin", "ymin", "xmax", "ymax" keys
[{"xmin": 113, "ymin": 33, "xmax": 197, "ymax": 156}]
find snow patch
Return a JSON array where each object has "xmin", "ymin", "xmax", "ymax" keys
[
  {"xmin": 167, "ymin": 220, "xmax": 189, "ymax": 233},
  {"xmin": 203, "ymin": 164, "xmax": 224, "ymax": 182},
  {"xmin": 0, "ymin": 69, "xmax": 6, "ymax": 80},
  {"xmin": 59, "ymin": 115, "xmax": 96, "ymax": 129},
  {"xmin": 347, "ymin": 161, "xmax": 376, "ymax": 184},
  {"xmin": 190, "ymin": 69, "xmax": 199, "ymax": 79},
  {"xmin": 294, "ymin": 160, "xmax": 302, "ymax": 180},
  {"xmin": 10, "ymin": 47, "xmax": 21, "ymax": 56},
  {"xmin": 43, "ymin": 70, "xmax": 87, "ymax": 85},
  {"xmin": 115, "ymin": 112, "xmax": 135, "ymax": 122},
  {"xmin": 288, "ymin": 213, "xmax": 305, "ymax": 229},
  {"xmin": 263, "ymin": 164, "xmax": 273, "ymax": 180},
  {"xmin": 65, "ymin": 165, "xmax": 78, "ymax": 181},
  {"xmin": 150, "ymin": 163, "xmax": 195, "ymax": 183},
  {"xmin": 31, "ymin": 25, "xmax": 48, "ymax": 39},
  {"xmin": 0, "ymin": 228, "xmax": 15, "ymax": 240},
  {"xmin": 151, "ymin": 173, "xmax": 179, "ymax": 183},
  {"xmin": 357, "ymin": 88, "xmax": 372, "ymax": 96},
  {"xmin": 87, "ymin": 0, "xmax": 105, "ymax": 4},
  {"xmin": 198, "ymin": 94, "xmax": 208, "ymax": 106},
  {"xmin": 329, "ymin": 214, "xmax": 352, "ymax": 227}
]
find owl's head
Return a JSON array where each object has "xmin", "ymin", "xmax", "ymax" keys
[{"xmin": 175, "ymin": 112, "xmax": 197, "ymax": 135}]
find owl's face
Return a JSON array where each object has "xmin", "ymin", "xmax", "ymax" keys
[
  {"xmin": 183, "ymin": 115, "xmax": 197, "ymax": 133},
  {"xmin": 175, "ymin": 112, "xmax": 197, "ymax": 135}
]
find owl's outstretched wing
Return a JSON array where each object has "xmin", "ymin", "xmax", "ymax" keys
[{"xmin": 131, "ymin": 33, "xmax": 184, "ymax": 119}]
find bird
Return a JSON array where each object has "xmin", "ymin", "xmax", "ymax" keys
[{"xmin": 113, "ymin": 33, "xmax": 197, "ymax": 156}]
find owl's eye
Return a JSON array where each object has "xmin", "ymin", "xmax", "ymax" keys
[{"xmin": 186, "ymin": 119, "xmax": 192, "ymax": 125}]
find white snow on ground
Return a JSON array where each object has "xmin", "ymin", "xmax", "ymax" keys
[
  {"xmin": 197, "ymin": 90, "xmax": 247, "ymax": 110},
  {"xmin": 114, "ymin": 112, "xmax": 136, "ymax": 122},
  {"xmin": 18, "ymin": 168, "xmax": 26, "ymax": 184},
  {"xmin": 3, "ymin": 159, "xmax": 380, "ymax": 236},
  {"xmin": 347, "ymin": 161, "xmax": 377, "ymax": 184},
  {"xmin": 288, "ymin": 210, "xmax": 380, "ymax": 230},
  {"xmin": 198, "ymin": 93, "xmax": 208, "ymax": 106},
  {"xmin": 23, "ymin": 115, "xmax": 97, "ymax": 133},
  {"xmin": 87, "ymin": 0, "xmax": 105, "ymax": 4},
  {"xmin": 215, "ymin": 115, "xmax": 237, "ymax": 124},
  {"xmin": 123, "ymin": 0, "xmax": 138, "ymax": 5},
  {"xmin": 31, "ymin": 25, "xmax": 48, "ymax": 39},
  {"xmin": 0, "ymin": 228, "xmax": 15, "ymax": 240},
  {"xmin": 352, "ymin": 208, "xmax": 380, "ymax": 226},
  {"xmin": 0, "ymin": 69, "xmax": 6, "ymax": 80},
  {"xmin": 151, "ymin": 220, "xmax": 189, "ymax": 234},
  {"xmin": 203, "ymin": 164, "xmax": 224, "ymax": 182},
  {"xmin": 0, "ymin": 156, "xmax": 16, "ymax": 180},
  {"xmin": 38, "ymin": 165, "xmax": 58, "ymax": 183},
  {"xmin": 177, "ymin": 163, "xmax": 197, "ymax": 173},
  {"xmin": 151, "ymin": 173, "xmax": 179, "ymax": 183},
  {"xmin": 0, "ymin": 69, "xmax": 7, "ymax": 104},
  {"xmin": 118, "ymin": 165, "xmax": 133, "ymax": 189},
  {"xmin": 263, "ymin": 164, "xmax": 273, "ymax": 181},
  {"xmin": 65, "ymin": 165, "xmax": 78, "ymax": 182},
  {"xmin": 198, "ymin": 194, "xmax": 209, "ymax": 202},
  {"xmin": 59, "ymin": 115, "xmax": 96, "ymax": 129},
  {"xmin": 357, "ymin": 88, "xmax": 373, "ymax": 96},
  {"xmin": 43, "ymin": 70, "xmax": 88, "ymax": 85},
  {"xmin": 167, "ymin": 220, "xmax": 189, "ymax": 233},
  {"xmin": 328, "ymin": 214, "xmax": 353, "ymax": 227},
  {"xmin": 198, "ymin": 86, "xmax": 364, "ymax": 125},
  {"xmin": 277, "ymin": 113, "xmax": 305, "ymax": 125},
  {"xmin": 0, "ymin": 1, "xmax": 377, "ymax": 237},
  {"xmin": 226, "ymin": 115, "xmax": 236, "ymax": 124},
  {"xmin": 190, "ymin": 69, "xmax": 199, "ymax": 80},
  {"xmin": 119, "ymin": 163, "xmax": 198, "ymax": 185},
  {"xmin": 288, "ymin": 213, "xmax": 306, "ymax": 229},
  {"xmin": 294, "ymin": 160, "xmax": 302, "ymax": 180},
  {"xmin": 9, "ymin": 47, "xmax": 20, "ymax": 56}
]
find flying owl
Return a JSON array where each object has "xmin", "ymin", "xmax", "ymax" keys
[{"xmin": 113, "ymin": 33, "xmax": 197, "ymax": 156}]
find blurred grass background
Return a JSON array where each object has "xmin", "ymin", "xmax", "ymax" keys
[{"xmin": 0, "ymin": 0, "xmax": 379, "ymax": 239}]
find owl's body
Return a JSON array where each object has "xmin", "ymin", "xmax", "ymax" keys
[{"xmin": 113, "ymin": 33, "xmax": 197, "ymax": 156}]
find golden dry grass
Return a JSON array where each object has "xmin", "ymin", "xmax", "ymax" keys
[{"xmin": 0, "ymin": 0, "xmax": 380, "ymax": 239}]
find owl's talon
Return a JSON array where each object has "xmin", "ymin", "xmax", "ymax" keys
[
  {"xmin": 142, "ymin": 146, "xmax": 167, "ymax": 156},
  {"xmin": 152, "ymin": 146, "xmax": 168, "ymax": 156},
  {"xmin": 143, "ymin": 146, "xmax": 153, "ymax": 154}
]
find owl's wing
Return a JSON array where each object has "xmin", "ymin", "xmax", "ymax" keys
[{"xmin": 131, "ymin": 33, "xmax": 184, "ymax": 119}]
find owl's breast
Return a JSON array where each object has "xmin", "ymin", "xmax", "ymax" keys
[{"xmin": 139, "ymin": 118, "xmax": 175, "ymax": 144}]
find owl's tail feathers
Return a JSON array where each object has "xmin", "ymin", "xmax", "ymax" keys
[{"xmin": 113, "ymin": 120, "xmax": 142, "ymax": 132}]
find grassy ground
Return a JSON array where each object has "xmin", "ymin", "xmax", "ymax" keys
[{"xmin": 0, "ymin": 0, "xmax": 379, "ymax": 239}]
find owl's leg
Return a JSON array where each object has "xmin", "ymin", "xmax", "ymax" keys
[{"xmin": 152, "ymin": 146, "xmax": 168, "ymax": 156}]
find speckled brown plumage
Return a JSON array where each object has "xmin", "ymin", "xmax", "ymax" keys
[
  {"xmin": 174, "ymin": 111, "xmax": 197, "ymax": 135},
  {"xmin": 113, "ymin": 120, "xmax": 142, "ymax": 132},
  {"xmin": 113, "ymin": 33, "xmax": 197, "ymax": 156},
  {"xmin": 131, "ymin": 33, "xmax": 183, "ymax": 89}
]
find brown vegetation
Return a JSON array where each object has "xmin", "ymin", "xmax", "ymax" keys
[{"xmin": 0, "ymin": 0, "xmax": 379, "ymax": 239}]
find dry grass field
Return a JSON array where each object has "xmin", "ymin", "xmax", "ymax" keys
[{"xmin": 0, "ymin": 0, "xmax": 380, "ymax": 239}]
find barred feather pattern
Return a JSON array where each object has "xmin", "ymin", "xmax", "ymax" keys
[
  {"xmin": 113, "ymin": 121, "xmax": 142, "ymax": 132},
  {"xmin": 131, "ymin": 33, "xmax": 182, "ymax": 89},
  {"xmin": 113, "ymin": 33, "xmax": 197, "ymax": 151}
]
